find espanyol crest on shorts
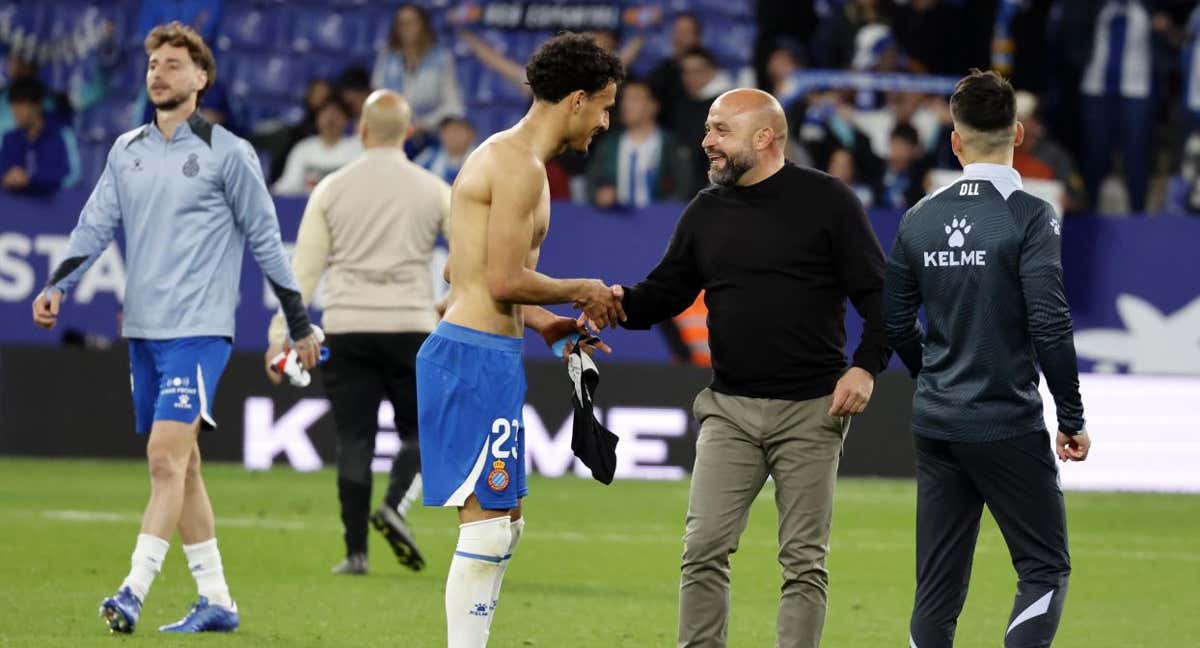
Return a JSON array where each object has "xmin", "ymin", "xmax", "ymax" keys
[{"xmin": 487, "ymin": 460, "xmax": 510, "ymax": 491}]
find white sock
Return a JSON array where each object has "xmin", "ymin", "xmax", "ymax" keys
[
  {"xmin": 397, "ymin": 474, "xmax": 422, "ymax": 519},
  {"xmin": 183, "ymin": 538, "xmax": 233, "ymax": 609},
  {"xmin": 485, "ymin": 517, "xmax": 524, "ymax": 632},
  {"xmin": 445, "ymin": 517, "xmax": 511, "ymax": 648},
  {"xmin": 121, "ymin": 533, "xmax": 169, "ymax": 601}
]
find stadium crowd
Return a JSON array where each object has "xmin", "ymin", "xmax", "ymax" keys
[{"xmin": 2, "ymin": 0, "xmax": 1200, "ymax": 215}]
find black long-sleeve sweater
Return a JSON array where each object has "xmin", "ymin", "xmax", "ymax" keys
[{"xmin": 621, "ymin": 162, "xmax": 892, "ymax": 401}]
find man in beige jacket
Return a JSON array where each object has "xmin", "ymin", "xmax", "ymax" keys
[{"xmin": 266, "ymin": 89, "xmax": 450, "ymax": 575}]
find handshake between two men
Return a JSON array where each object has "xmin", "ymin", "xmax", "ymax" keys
[
  {"xmin": 572, "ymin": 281, "xmax": 626, "ymax": 330},
  {"xmin": 531, "ymin": 281, "xmax": 625, "ymax": 363}
]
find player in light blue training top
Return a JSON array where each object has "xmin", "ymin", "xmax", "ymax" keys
[{"xmin": 31, "ymin": 22, "xmax": 322, "ymax": 636}]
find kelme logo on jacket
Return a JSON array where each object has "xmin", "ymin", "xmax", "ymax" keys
[{"xmin": 925, "ymin": 217, "xmax": 987, "ymax": 267}]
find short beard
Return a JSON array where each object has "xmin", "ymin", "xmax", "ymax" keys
[
  {"xmin": 707, "ymin": 149, "xmax": 756, "ymax": 186},
  {"xmin": 151, "ymin": 92, "xmax": 191, "ymax": 112}
]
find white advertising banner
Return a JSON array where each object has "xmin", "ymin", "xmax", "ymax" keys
[{"xmin": 1043, "ymin": 374, "xmax": 1200, "ymax": 493}]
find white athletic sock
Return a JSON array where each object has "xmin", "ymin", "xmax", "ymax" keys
[
  {"xmin": 485, "ymin": 517, "xmax": 524, "ymax": 632},
  {"xmin": 121, "ymin": 533, "xmax": 169, "ymax": 601},
  {"xmin": 445, "ymin": 517, "xmax": 511, "ymax": 648},
  {"xmin": 183, "ymin": 538, "xmax": 233, "ymax": 608}
]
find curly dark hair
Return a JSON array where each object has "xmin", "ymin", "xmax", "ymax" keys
[{"xmin": 525, "ymin": 32, "xmax": 624, "ymax": 103}]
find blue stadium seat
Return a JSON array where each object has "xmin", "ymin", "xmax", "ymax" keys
[
  {"xmin": 454, "ymin": 58, "xmax": 481, "ymax": 104},
  {"xmin": 227, "ymin": 52, "xmax": 301, "ymax": 101},
  {"xmin": 692, "ymin": 0, "xmax": 754, "ymax": 18},
  {"xmin": 466, "ymin": 103, "xmax": 527, "ymax": 138},
  {"xmin": 365, "ymin": 7, "xmax": 396, "ymax": 53},
  {"xmin": 510, "ymin": 31, "xmax": 547, "ymax": 63},
  {"xmin": 0, "ymin": 1, "xmax": 15, "ymax": 29},
  {"xmin": 76, "ymin": 98, "xmax": 139, "ymax": 144},
  {"xmin": 4, "ymin": 2, "xmax": 53, "ymax": 47},
  {"xmin": 117, "ymin": 0, "xmax": 142, "ymax": 49},
  {"xmin": 290, "ymin": 8, "xmax": 369, "ymax": 56},
  {"xmin": 710, "ymin": 21, "xmax": 755, "ymax": 67},
  {"xmin": 79, "ymin": 140, "xmax": 111, "ymax": 182},
  {"xmin": 225, "ymin": 53, "xmax": 251, "ymax": 100},
  {"xmin": 661, "ymin": 0, "xmax": 698, "ymax": 14},
  {"xmin": 215, "ymin": 4, "xmax": 287, "ymax": 52},
  {"xmin": 337, "ymin": 9, "xmax": 375, "ymax": 57},
  {"xmin": 75, "ymin": 2, "xmax": 135, "ymax": 55},
  {"xmin": 43, "ymin": 1, "xmax": 75, "ymax": 42},
  {"xmin": 105, "ymin": 57, "xmax": 145, "ymax": 99},
  {"xmin": 302, "ymin": 54, "xmax": 353, "ymax": 86}
]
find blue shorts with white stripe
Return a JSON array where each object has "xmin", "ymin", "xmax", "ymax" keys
[{"xmin": 129, "ymin": 336, "xmax": 231, "ymax": 434}]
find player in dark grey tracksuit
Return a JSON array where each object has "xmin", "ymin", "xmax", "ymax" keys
[{"xmin": 884, "ymin": 70, "xmax": 1091, "ymax": 648}]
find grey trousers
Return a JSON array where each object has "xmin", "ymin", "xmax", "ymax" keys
[{"xmin": 678, "ymin": 388, "xmax": 850, "ymax": 648}]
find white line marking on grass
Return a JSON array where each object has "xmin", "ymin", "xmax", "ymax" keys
[
  {"xmin": 43, "ymin": 509, "xmax": 311, "ymax": 531},
  {"xmin": 37, "ymin": 509, "xmax": 1200, "ymax": 563}
]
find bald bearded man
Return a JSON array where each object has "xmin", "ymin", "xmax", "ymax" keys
[
  {"xmin": 619, "ymin": 89, "xmax": 893, "ymax": 648},
  {"xmin": 265, "ymin": 90, "xmax": 449, "ymax": 574}
]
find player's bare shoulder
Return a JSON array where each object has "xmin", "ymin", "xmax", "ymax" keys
[{"xmin": 453, "ymin": 128, "xmax": 546, "ymax": 208}]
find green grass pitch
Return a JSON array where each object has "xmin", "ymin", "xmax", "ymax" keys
[{"xmin": 0, "ymin": 458, "xmax": 1196, "ymax": 647}]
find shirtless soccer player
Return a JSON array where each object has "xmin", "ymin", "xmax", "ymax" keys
[{"xmin": 416, "ymin": 33, "xmax": 625, "ymax": 647}]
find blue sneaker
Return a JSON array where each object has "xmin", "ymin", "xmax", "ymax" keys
[
  {"xmin": 158, "ymin": 596, "xmax": 240, "ymax": 633},
  {"xmin": 98, "ymin": 586, "xmax": 142, "ymax": 634}
]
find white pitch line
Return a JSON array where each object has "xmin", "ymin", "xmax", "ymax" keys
[
  {"xmin": 42, "ymin": 509, "xmax": 311, "ymax": 531},
  {"xmin": 36, "ymin": 509, "xmax": 1200, "ymax": 564}
]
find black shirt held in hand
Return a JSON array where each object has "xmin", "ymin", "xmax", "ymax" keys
[{"xmin": 620, "ymin": 162, "xmax": 892, "ymax": 401}]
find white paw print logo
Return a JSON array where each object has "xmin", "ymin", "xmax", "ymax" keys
[
  {"xmin": 1048, "ymin": 216, "xmax": 1061, "ymax": 236},
  {"xmin": 945, "ymin": 217, "xmax": 972, "ymax": 248}
]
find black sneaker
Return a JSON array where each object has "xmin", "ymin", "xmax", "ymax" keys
[
  {"xmin": 331, "ymin": 553, "xmax": 368, "ymax": 575},
  {"xmin": 369, "ymin": 506, "xmax": 425, "ymax": 571}
]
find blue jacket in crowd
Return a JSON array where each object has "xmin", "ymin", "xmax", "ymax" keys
[{"xmin": 0, "ymin": 119, "xmax": 80, "ymax": 195}]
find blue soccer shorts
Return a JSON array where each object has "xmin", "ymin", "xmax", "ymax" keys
[
  {"xmin": 416, "ymin": 321, "xmax": 527, "ymax": 510},
  {"xmin": 128, "ymin": 336, "xmax": 232, "ymax": 435}
]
